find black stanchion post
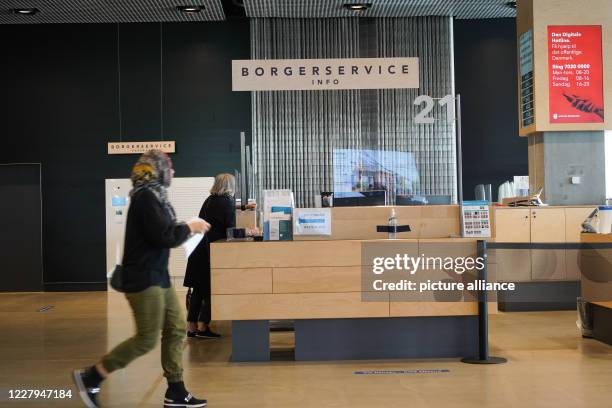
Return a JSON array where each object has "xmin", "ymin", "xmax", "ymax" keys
[{"xmin": 461, "ymin": 239, "xmax": 507, "ymax": 364}]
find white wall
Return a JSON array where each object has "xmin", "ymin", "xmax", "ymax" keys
[{"xmin": 105, "ymin": 177, "xmax": 214, "ymax": 290}]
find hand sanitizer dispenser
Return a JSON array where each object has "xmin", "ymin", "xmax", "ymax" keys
[{"xmin": 388, "ymin": 208, "xmax": 398, "ymax": 239}]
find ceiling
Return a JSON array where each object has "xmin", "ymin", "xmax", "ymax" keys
[
  {"xmin": 244, "ymin": 0, "xmax": 516, "ymax": 19},
  {"xmin": 0, "ymin": 0, "xmax": 226, "ymax": 24},
  {"xmin": 0, "ymin": 0, "xmax": 516, "ymax": 24}
]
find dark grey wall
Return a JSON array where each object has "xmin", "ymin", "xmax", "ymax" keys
[
  {"xmin": 1, "ymin": 21, "xmax": 251, "ymax": 290},
  {"xmin": 0, "ymin": 165, "xmax": 43, "ymax": 292},
  {"xmin": 454, "ymin": 18, "xmax": 528, "ymax": 201}
]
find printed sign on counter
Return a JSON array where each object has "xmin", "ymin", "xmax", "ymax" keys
[
  {"xmin": 548, "ymin": 25, "xmax": 604, "ymax": 124},
  {"xmin": 293, "ymin": 208, "xmax": 332, "ymax": 236},
  {"xmin": 262, "ymin": 189, "xmax": 294, "ymax": 241},
  {"xmin": 461, "ymin": 201, "xmax": 491, "ymax": 238}
]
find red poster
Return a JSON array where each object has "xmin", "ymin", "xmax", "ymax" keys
[{"xmin": 548, "ymin": 25, "xmax": 604, "ymax": 123}]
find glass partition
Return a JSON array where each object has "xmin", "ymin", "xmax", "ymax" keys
[{"xmin": 250, "ymin": 93, "xmax": 459, "ymax": 207}]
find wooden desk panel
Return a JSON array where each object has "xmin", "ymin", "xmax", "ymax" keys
[
  {"xmin": 211, "ymin": 292, "xmax": 390, "ymax": 320},
  {"xmin": 273, "ymin": 266, "xmax": 363, "ymax": 293},
  {"xmin": 580, "ymin": 233, "xmax": 612, "ymax": 310},
  {"xmin": 581, "ymin": 233, "xmax": 612, "ymax": 243},
  {"xmin": 566, "ymin": 208, "xmax": 596, "ymax": 242},
  {"xmin": 292, "ymin": 205, "xmax": 461, "ymax": 241},
  {"xmin": 211, "ymin": 268, "xmax": 272, "ymax": 295},
  {"xmin": 210, "ymin": 240, "xmax": 363, "ymax": 269},
  {"xmin": 419, "ymin": 205, "xmax": 461, "ymax": 238},
  {"xmin": 493, "ymin": 208, "xmax": 531, "ymax": 242}
]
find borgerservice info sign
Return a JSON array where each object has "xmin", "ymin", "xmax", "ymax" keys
[{"xmin": 232, "ymin": 57, "xmax": 419, "ymax": 91}]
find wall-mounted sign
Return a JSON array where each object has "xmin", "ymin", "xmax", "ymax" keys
[
  {"xmin": 548, "ymin": 25, "xmax": 604, "ymax": 124},
  {"xmin": 107, "ymin": 141, "xmax": 176, "ymax": 155},
  {"xmin": 519, "ymin": 29, "xmax": 535, "ymax": 127},
  {"xmin": 232, "ymin": 57, "xmax": 419, "ymax": 91}
]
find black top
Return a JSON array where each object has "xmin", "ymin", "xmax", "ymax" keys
[
  {"xmin": 183, "ymin": 194, "xmax": 236, "ymax": 290},
  {"xmin": 121, "ymin": 189, "xmax": 190, "ymax": 293},
  {"xmin": 201, "ymin": 194, "xmax": 236, "ymax": 243}
]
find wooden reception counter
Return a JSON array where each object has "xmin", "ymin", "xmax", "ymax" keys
[
  {"xmin": 580, "ymin": 233, "xmax": 612, "ymax": 345},
  {"xmin": 210, "ymin": 237, "xmax": 481, "ymax": 362},
  {"xmin": 209, "ymin": 203, "xmax": 594, "ymax": 361},
  {"xmin": 211, "ymin": 238, "xmax": 479, "ymax": 320},
  {"xmin": 491, "ymin": 206, "xmax": 595, "ymax": 311}
]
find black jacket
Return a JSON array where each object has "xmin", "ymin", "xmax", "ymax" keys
[
  {"xmin": 183, "ymin": 194, "xmax": 236, "ymax": 290},
  {"xmin": 121, "ymin": 189, "xmax": 190, "ymax": 293}
]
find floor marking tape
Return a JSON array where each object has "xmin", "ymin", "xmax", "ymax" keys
[{"xmin": 354, "ymin": 369, "xmax": 450, "ymax": 375}]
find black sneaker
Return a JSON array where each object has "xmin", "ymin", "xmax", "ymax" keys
[
  {"xmin": 163, "ymin": 393, "xmax": 207, "ymax": 407},
  {"xmin": 195, "ymin": 328, "xmax": 221, "ymax": 339},
  {"xmin": 186, "ymin": 331, "xmax": 198, "ymax": 338},
  {"xmin": 72, "ymin": 368, "xmax": 101, "ymax": 408}
]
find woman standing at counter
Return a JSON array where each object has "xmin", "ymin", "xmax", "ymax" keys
[{"xmin": 184, "ymin": 173, "xmax": 236, "ymax": 339}]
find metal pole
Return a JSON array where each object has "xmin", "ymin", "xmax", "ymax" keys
[
  {"xmin": 477, "ymin": 240, "xmax": 489, "ymax": 359},
  {"xmin": 455, "ymin": 94, "xmax": 463, "ymax": 205},
  {"xmin": 462, "ymin": 240, "xmax": 507, "ymax": 364},
  {"xmin": 240, "ymin": 131, "xmax": 247, "ymax": 210},
  {"xmin": 246, "ymin": 145, "xmax": 251, "ymax": 204}
]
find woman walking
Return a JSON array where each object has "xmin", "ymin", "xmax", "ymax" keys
[
  {"xmin": 184, "ymin": 173, "xmax": 236, "ymax": 338},
  {"xmin": 73, "ymin": 150, "xmax": 210, "ymax": 408}
]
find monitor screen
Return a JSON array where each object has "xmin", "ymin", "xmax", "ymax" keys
[{"xmin": 332, "ymin": 149, "xmax": 419, "ymax": 201}]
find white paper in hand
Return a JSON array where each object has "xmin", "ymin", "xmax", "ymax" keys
[{"xmin": 182, "ymin": 233, "xmax": 204, "ymax": 260}]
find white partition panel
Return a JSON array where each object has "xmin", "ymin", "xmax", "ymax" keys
[{"xmin": 105, "ymin": 177, "xmax": 214, "ymax": 290}]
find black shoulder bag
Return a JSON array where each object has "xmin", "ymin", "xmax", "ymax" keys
[{"xmin": 109, "ymin": 265, "xmax": 125, "ymax": 292}]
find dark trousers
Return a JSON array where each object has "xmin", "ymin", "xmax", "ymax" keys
[{"xmin": 186, "ymin": 287, "xmax": 211, "ymax": 325}]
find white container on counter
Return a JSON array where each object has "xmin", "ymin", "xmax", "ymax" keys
[{"xmin": 597, "ymin": 206, "xmax": 612, "ymax": 233}]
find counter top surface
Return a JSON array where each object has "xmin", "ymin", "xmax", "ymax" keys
[
  {"xmin": 580, "ymin": 233, "xmax": 612, "ymax": 243},
  {"xmin": 494, "ymin": 205, "xmax": 596, "ymax": 209},
  {"xmin": 212, "ymin": 237, "xmax": 486, "ymax": 245}
]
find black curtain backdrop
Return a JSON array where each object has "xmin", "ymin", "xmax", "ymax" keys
[
  {"xmin": 454, "ymin": 18, "xmax": 528, "ymax": 201},
  {"xmin": 1, "ymin": 21, "xmax": 251, "ymax": 290}
]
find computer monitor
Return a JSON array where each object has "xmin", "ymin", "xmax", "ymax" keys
[
  {"xmin": 330, "ymin": 190, "xmax": 387, "ymax": 207},
  {"xmin": 396, "ymin": 195, "xmax": 426, "ymax": 206},
  {"xmin": 425, "ymin": 195, "xmax": 452, "ymax": 205},
  {"xmin": 396, "ymin": 194, "xmax": 452, "ymax": 206}
]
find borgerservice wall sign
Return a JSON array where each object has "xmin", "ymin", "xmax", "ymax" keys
[
  {"xmin": 108, "ymin": 141, "xmax": 176, "ymax": 155},
  {"xmin": 232, "ymin": 57, "xmax": 419, "ymax": 91}
]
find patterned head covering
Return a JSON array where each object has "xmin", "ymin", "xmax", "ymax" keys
[{"xmin": 130, "ymin": 150, "xmax": 176, "ymax": 220}]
